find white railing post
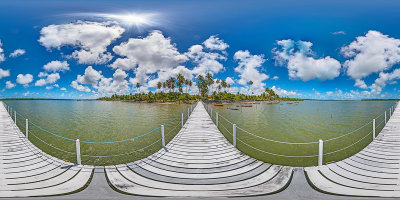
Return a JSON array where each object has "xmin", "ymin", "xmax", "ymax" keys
[
  {"xmin": 385, "ymin": 111, "xmax": 387, "ymax": 124},
  {"xmin": 25, "ymin": 119, "xmax": 28, "ymax": 138},
  {"xmin": 161, "ymin": 125, "xmax": 165, "ymax": 148},
  {"xmin": 211, "ymin": 107, "xmax": 213, "ymax": 119},
  {"xmin": 188, "ymin": 108, "xmax": 190, "ymax": 117},
  {"xmin": 318, "ymin": 139, "xmax": 323, "ymax": 166},
  {"xmin": 373, "ymin": 119, "xmax": 376, "ymax": 139},
  {"xmin": 216, "ymin": 112, "xmax": 219, "ymax": 128},
  {"xmin": 181, "ymin": 113, "xmax": 184, "ymax": 128},
  {"xmin": 233, "ymin": 124, "xmax": 237, "ymax": 147},
  {"xmin": 14, "ymin": 111, "xmax": 16, "ymax": 123},
  {"xmin": 76, "ymin": 139, "xmax": 81, "ymax": 165},
  {"xmin": 390, "ymin": 108, "xmax": 392, "ymax": 118}
]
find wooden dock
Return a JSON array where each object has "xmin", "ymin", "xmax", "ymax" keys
[
  {"xmin": 0, "ymin": 103, "xmax": 93, "ymax": 197},
  {"xmin": 305, "ymin": 103, "xmax": 400, "ymax": 197},
  {"xmin": 105, "ymin": 102, "xmax": 293, "ymax": 197}
]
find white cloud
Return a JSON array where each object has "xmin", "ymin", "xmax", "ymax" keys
[
  {"xmin": 71, "ymin": 81, "xmax": 91, "ymax": 92},
  {"xmin": 233, "ymin": 50, "xmax": 268, "ymax": 94},
  {"xmin": 271, "ymin": 86, "xmax": 298, "ymax": 96},
  {"xmin": 111, "ymin": 30, "xmax": 187, "ymax": 84},
  {"xmin": 273, "ymin": 39, "xmax": 341, "ymax": 81},
  {"xmin": 272, "ymin": 76, "xmax": 279, "ymax": 80},
  {"xmin": 9, "ymin": 49, "xmax": 26, "ymax": 58},
  {"xmin": 332, "ymin": 31, "xmax": 346, "ymax": 35},
  {"xmin": 203, "ymin": 35, "xmax": 229, "ymax": 51},
  {"xmin": 16, "ymin": 74, "xmax": 33, "ymax": 87},
  {"xmin": 0, "ymin": 68, "xmax": 10, "ymax": 79},
  {"xmin": 45, "ymin": 86, "xmax": 53, "ymax": 90},
  {"xmin": 60, "ymin": 87, "xmax": 66, "ymax": 91},
  {"xmin": 369, "ymin": 69, "xmax": 400, "ymax": 95},
  {"xmin": 96, "ymin": 69, "xmax": 130, "ymax": 95},
  {"xmin": 34, "ymin": 73, "xmax": 60, "ymax": 86},
  {"xmin": 5, "ymin": 81, "xmax": 15, "ymax": 89},
  {"xmin": 77, "ymin": 66, "xmax": 103, "ymax": 86},
  {"xmin": 187, "ymin": 36, "xmax": 228, "ymax": 76},
  {"xmin": 0, "ymin": 40, "xmax": 5, "ymax": 62},
  {"xmin": 147, "ymin": 65, "xmax": 193, "ymax": 88},
  {"xmin": 225, "ymin": 77, "xmax": 234, "ymax": 85},
  {"xmin": 43, "ymin": 60, "xmax": 70, "ymax": 72},
  {"xmin": 342, "ymin": 31, "xmax": 400, "ymax": 80},
  {"xmin": 354, "ymin": 79, "xmax": 368, "ymax": 89},
  {"xmin": 39, "ymin": 21, "xmax": 125, "ymax": 64}
]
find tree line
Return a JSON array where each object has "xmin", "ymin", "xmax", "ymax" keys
[{"xmin": 98, "ymin": 73, "xmax": 303, "ymax": 102}]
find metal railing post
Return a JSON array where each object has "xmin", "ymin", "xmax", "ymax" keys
[
  {"xmin": 233, "ymin": 124, "xmax": 237, "ymax": 147},
  {"xmin": 318, "ymin": 139, "xmax": 323, "ymax": 166},
  {"xmin": 373, "ymin": 119, "xmax": 376, "ymax": 139},
  {"xmin": 26, "ymin": 119, "xmax": 28, "ymax": 138},
  {"xmin": 211, "ymin": 107, "xmax": 213, "ymax": 119},
  {"xmin": 390, "ymin": 108, "xmax": 392, "ymax": 118},
  {"xmin": 385, "ymin": 111, "xmax": 387, "ymax": 124},
  {"xmin": 181, "ymin": 113, "xmax": 184, "ymax": 128},
  {"xmin": 14, "ymin": 111, "xmax": 16, "ymax": 123},
  {"xmin": 161, "ymin": 125, "xmax": 165, "ymax": 148},
  {"xmin": 76, "ymin": 139, "xmax": 81, "ymax": 165},
  {"xmin": 188, "ymin": 108, "xmax": 190, "ymax": 118},
  {"xmin": 216, "ymin": 112, "xmax": 219, "ymax": 128}
]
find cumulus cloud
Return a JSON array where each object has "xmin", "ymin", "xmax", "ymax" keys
[
  {"xmin": 39, "ymin": 21, "xmax": 125, "ymax": 64},
  {"xmin": 271, "ymin": 86, "xmax": 298, "ymax": 96},
  {"xmin": 203, "ymin": 35, "xmax": 229, "ymax": 51},
  {"xmin": 0, "ymin": 40, "xmax": 4, "ymax": 62},
  {"xmin": 233, "ymin": 50, "xmax": 268, "ymax": 94},
  {"xmin": 342, "ymin": 31, "xmax": 400, "ymax": 80},
  {"xmin": 5, "ymin": 81, "xmax": 15, "ymax": 89},
  {"xmin": 0, "ymin": 68, "xmax": 10, "ymax": 79},
  {"xmin": 43, "ymin": 60, "xmax": 70, "ymax": 72},
  {"xmin": 225, "ymin": 77, "xmax": 234, "ymax": 85},
  {"xmin": 187, "ymin": 36, "xmax": 229, "ymax": 76},
  {"xmin": 354, "ymin": 79, "xmax": 368, "ymax": 89},
  {"xmin": 369, "ymin": 69, "xmax": 400, "ymax": 95},
  {"xmin": 71, "ymin": 66, "xmax": 130, "ymax": 95},
  {"xmin": 76, "ymin": 66, "xmax": 103, "ymax": 86},
  {"xmin": 9, "ymin": 49, "xmax": 26, "ymax": 58},
  {"xmin": 35, "ymin": 73, "xmax": 60, "ymax": 86},
  {"xmin": 272, "ymin": 76, "xmax": 279, "ymax": 80},
  {"xmin": 273, "ymin": 39, "xmax": 341, "ymax": 81},
  {"xmin": 111, "ymin": 30, "xmax": 187, "ymax": 84},
  {"xmin": 147, "ymin": 65, "xmax": 193, "ymax": 88},
  {"xmin": 16, "ymin": 74, "xmax": 33, "ymax": 87},
  {"xmin": 71, "ymin": 81, "xmax": 91, "ymax": 92}
]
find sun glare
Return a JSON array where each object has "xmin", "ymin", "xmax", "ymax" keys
[{"xmin": 100, "ymin": 13, "xmax": 157, "ymax": 27}]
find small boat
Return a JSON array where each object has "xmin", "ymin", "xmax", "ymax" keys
[
  {"xmin": 214, "ymin": 104, "xmax": 224, "ymax": 106},
  {"xmin": 228, "ymin": 108, "xmax": 239, "ymax": 110},
  {"xmin": 236, "ymin": 104, "xmax": 253, "ymax": 107}
]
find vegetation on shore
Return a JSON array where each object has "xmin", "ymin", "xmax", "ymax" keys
[{"xmin": 98, "ymin": 73, "xmax": 304, "ymax": 102}]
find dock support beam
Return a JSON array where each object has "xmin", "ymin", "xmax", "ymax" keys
[
  {"xmin": 233, "ymin": 124, "xmax": 237, "ymax": 147},
  {"xmin": 318, "ymin": 139, "xmax": 323, "ymax": 166},
  {"xmin": 216, "ymin": 112, "xmax": 219, "ymax": 128},
  {"xmin": 161, "ymin": 125, "xmax": 165, "ymax": 148},
  {"xmin": 76, "ymin": 139, "xmax": 81, "ymax": 165},
  {"xmin": 373, "ymin": 119, "xmax": 376, "ymax": 139},
  {"xmin": 25, "ymin": 119, "xmax": 28, "ymax": 138}
]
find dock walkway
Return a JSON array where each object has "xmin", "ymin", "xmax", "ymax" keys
[
  {"xmin": 305, "ymin": 103, "xmax": 400, "ymax": 197},
  {"xmin": 105, "ymin": 102, "xmax": 293, "ymax": 197},
  {"xmin": 0, "ymin": 103, "xmax": 93, "ymax": 197}
]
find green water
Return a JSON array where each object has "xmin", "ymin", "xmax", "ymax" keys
[
  {"xmin": 210, "ymin": 100, "xmax": 397, "ymax": 166},
  {"xmin": 4, "ymin": 100, "xmax": 397, "ymax": 166},
  {"xmin": 5, "ymin": 100, "xmax": 190, "ymax": 166}
]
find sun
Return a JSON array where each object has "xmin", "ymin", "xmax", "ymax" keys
[{"xmin": 100, "ymin": 13, "xmax": 157, "ymax": 27}]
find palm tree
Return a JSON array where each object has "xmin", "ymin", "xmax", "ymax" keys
[
  {"xmin": 197, "ymin": 75, "xmax": 208, "ymax": 97},
  {"xmin": 206, "ymin": 72, "xmax": 214, "ymax": 93},
  {"xmin": 176, "ymin": 74, "xmax": 185, "ymax": 93},
  {"xmin": 167, "ymin": 77, "xmax": 176, "ymax": 93},
  {"xmin": 136, "ymin": 83, "xmax": 141, "ymax": 93},
  {"xmin": 157, "ymin": 82, "xmax": 162, "ymax": 91}
]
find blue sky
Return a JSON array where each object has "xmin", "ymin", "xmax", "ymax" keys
[{"xmin": 1, "ymin": 0, "xmax": 400, "ymax": 99}]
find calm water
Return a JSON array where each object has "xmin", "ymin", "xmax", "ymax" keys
[
  {"xmin": 211, "ymin": 100, "xmax": 397, "ymax": 166},
  {"xmin": 4, "ymin": 100, "xmax": 397, "ymax": 166}
]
